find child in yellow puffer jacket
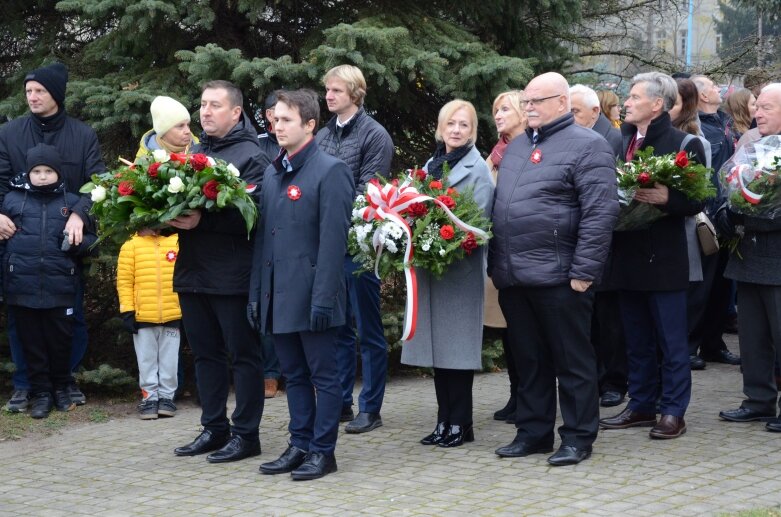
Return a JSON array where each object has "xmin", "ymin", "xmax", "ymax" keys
[{"xmin": 117, "ymin": 231, "xmax": 181, "ymax": 420}]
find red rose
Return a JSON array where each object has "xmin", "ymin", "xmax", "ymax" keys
[
  {"xmin": 638, "ymin": 172, "xmax": 651, "ymax": 184},
  {"xmin": 674, "ymin": 151, "xmax": 689, "ymax": 168},
  {"xmin": 407, "ymin": 202, "xmax": 429, "ymax": 217},
  {"xmin": 447, "ymin": 187, "xmax": 459, "ymax": 197},
  {"xmin": 461, "ymin": 232, "xmax": 478, "ymax": 255},
  {"xmin": 440, "ymin": 225, "xmax": 455, "ymax": 240},
  {"xmin": 429, "ymin": 180, "xmax": 443, "ymax": 190},
  {"xmin": 437, "ymin": 195, "xmax": 456, "ymax": 210},
  {"xmin": 203, "ymin": 179, "xmax": 220, "ymax": 200},
  {"xmin": 170, "ymin": 152, "xmax": 188, "ymax": 165},
  {"xmin": 118, "ymin": 181, "xmax": 135, "ymax": 196},
  {"xmin": 391, "ymin": 179, "xmax": 399, "ymax": 186},
  {"xmin": 190, "ymin": 153, "xmax": 209, "ymax": 171},
  {"xmin": 414, "ymin": 169, "xmax": 427, "ymax": 181},
  {"xmin": 148, "ymin": 162, "xmax": 161, "ymax": 177}
]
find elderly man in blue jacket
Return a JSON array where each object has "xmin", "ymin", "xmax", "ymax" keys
[
  {"xmin": 249, "ymin": 89, "xmax": 354, "ymax": 481},
  {"xmin": 490, "ymin": 72, "xmax": 619, "ymax": 466}
]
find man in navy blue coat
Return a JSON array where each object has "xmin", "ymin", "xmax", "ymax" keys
[{"xmin": 249, "ymin": 89, "xmax": 354, "ymax": 480}]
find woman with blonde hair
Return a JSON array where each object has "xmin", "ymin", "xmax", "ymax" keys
[
  {"xmin": 724, "ymin": 88, "xmax": 757, "ymax": 140},
  {"xmin": 485, "ymin": 90, "xmax": 527, "ymax": 424},
  {"xmin": 401, "ymin": 99, "xmax": 494, "ymax": 448},
  {"xmin": 136, "ymin": 96, "xmax": 198, "ymax": 158},
  {"xmin": 597, "ymin": 90, "xmax": 621, "ymax": 128}
]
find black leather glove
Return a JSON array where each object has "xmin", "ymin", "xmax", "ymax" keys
[
  {"xmin": 121, "ymin": 311, "xmax": 138, "ymax": 334},
  {"xmin": 310, "ymin": 305, "xmax": 333, "ymax": 332},
  {"xmin": 247, "ymin": 302, "xmax": 259, "ymax": 332}
]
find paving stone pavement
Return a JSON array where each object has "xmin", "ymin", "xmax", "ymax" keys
[{"xmin": 2, "ymin": 337, "xmax": 781, "ymax": 516}]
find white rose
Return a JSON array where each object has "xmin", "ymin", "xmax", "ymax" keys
[
  {"xmin": 207, "ymin": 157, "xmax": 216, "ymax": 166},
  {"xmin": 421, "ymin": 243, "xmax": 431, "ymax": 252},
  {"xmin": 152, "ymin": 149, "xmax": 170, "ymax": 163},
  {"xmin": 227, "ymin": 163, "xmax": 240, "ymax": 177},
  {"xmin": 167, "ymin": 176, "xmax": 185, "ymax": 193},
  {"xmin": 439, "ymin": 248, "xmax": 447, "ymax": 256},
  {"xmin": 90, "ymin": 185, "xmax": 107, "ymax": 202}
]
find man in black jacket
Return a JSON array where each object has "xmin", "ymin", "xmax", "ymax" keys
[
  {"xmin": 600, "ymin": 72, "xmax": 706, "ymax": 440},
  {"xmin": 570, "ymin": 84, "xmax": 622, "ymax": 158},
  {"xmin": 0, "ymin": 62, "xmax": 105, "ymax": 412},
  {"xmin": 316, "ymin": 65, "xmax": 394, "ymax": 434},
  {"xmin": 170, "ymin": 80, "xmax": 265, "ymax": 463},
  {"xmin": 490, "ymin": 72, "xmax": 619, "ymax": 466},
  {"xmin": 250, "ymin": 89, "xmax": 354, "ymax": 480}
]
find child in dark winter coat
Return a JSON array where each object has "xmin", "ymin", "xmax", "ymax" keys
[{"xmin": 0, "ymin": 143, "xmax": 97, "ymax": 418}]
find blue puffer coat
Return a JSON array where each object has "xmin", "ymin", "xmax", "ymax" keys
[{"xmin": 0, "ymin": 173, "xmax": 96, "ymax": 308}]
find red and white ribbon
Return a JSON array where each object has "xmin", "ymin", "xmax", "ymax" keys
[
  {"xmin": 727, "ymin": 164, "xmax": 763, "ymax": 205},
  {"xmin": 358, "ymin": 176, "xmax": 489, "ymax": 341}
]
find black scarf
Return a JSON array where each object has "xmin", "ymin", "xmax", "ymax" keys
[
  {"xmin": 427, "ymin": 142, "xmax": 472, "ymax": 179},
  {"xmin": 31, "ymin": 109, "xmax": 67, "ymax": 142}
]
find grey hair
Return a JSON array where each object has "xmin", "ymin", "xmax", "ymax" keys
[
  {"xmin": 690, "ymin": 74, "xmax": 712, "ymax": 94},
  {"xmin": 569, "ymin": 84, "xmax": 600, "ymax": 110},
  {"xmin": 761, "ymin": 83, "xmax": 781, "ymax": 95},
  {"xmin": 631, "ymin": 72, "xmax": 678, "ymax": 112}
]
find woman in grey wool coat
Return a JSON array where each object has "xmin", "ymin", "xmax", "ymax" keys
[{"xmin": 401, "ymin": 99, "xmax": 494, "ymax": 448}]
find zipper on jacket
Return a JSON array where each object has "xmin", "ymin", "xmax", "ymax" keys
[
  {"xmin": 554, "ymin": 228, "xmax": 561, "ymax": 270},
  {"xmin": 40, "ymin": 201, "xmax": 48, "ymax": 302},
  {"xmin": 503, "ymin": 141, "xmax": 538, "ymax": 278},
  {"xmin": 156, "ymin": 239, "xmax": 163, "ymax": 324}
]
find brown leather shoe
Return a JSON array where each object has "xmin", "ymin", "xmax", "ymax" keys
[
  {"xmin": 264, "ymin": 378, "xmax": 279, "ymax": 399},
  {"xmin": 649, "ymin": 415, "xmax": 686, "ymax": 439},
  {"xmin": 599, "ymin": 407, "xmax": 657, "ymax": 429}
]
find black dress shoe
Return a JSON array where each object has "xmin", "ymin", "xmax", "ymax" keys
[
  {"xmin": 766, "ymin": 419, "xmax": 781, "ymax": 432},
  {"xmin": 259, "ymin": 445, "xmax": 308, "ymax": 474},
  {"xmin": 599, "ymin": 391, "xmax": 625, "ymax": 408},
  {"xmin": 495, "ymin": 435, "xmax": 553, "ymax": 458},
  {"xmin": 290, "ymin": 451, "xmax": 337, "ymax": 480},
  {"xmin": 689, "ymin": 355, "xmax": 706, "ymax": 370},
  {"xmin": 493, "ymin": 396, "xmax": 516, "ymax": 421},
  {"xmin": 504, "ymin": 411, "xmax": 516, "ymax": 424},
  {"xmin": 420, "ymin": 422, "xmax": 449, "ymax": 445},
  {"xmin": 206, "ymin": 435, "xmax": 261, "ymax": 463},
  {"xmin": 340, "ymin": 406, "xmax": 354, "ymax": 422},
  {"xmin": 438, "ymin": 424, "xmax": 474, "ymax": 448},
  {"xmin": 345, "ymin": 412, "xmax": 383, "ymax": 434},
  {"xmin": 174, "ymin": 430, "xmax": 230, "ymax": 456},
  {"xmin": 599, "ymin": 407, "xmax": 656, "ymax": 429},
  {"xmin": 547, "ymin": 445, "xmax": 592, "ymax": 466},
  {"xmin": 719, "ymin": 407, "xmax": 775, "ymax": 422},
  {"xmin": 701, "ymin": 349, "xmax": 741, "ymax": 365}
]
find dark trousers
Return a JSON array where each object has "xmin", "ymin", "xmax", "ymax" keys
[
  {"xmin": 12, "ymin": 306, "xmax": 73, "ymax": 395},
  {"xmin": 735, "ymin": 282, "xmax": 781, "ymax": 414},
  {"xmin": 591, "ymin": 290, "xmax": 628, "ymax": 395},
  {"xmin": 621, "ymin": 290, "xmax": 691, "ymax": 417},
  {"xmin": 8, "ymin": 277, "xmax": 87, "ymax": 390},
  {"xmin": 499, "ymin": 285, "xmax": 599, "ymax": 448},
  {"xmin": 433, "ymin": 368, "xmax": 474, "ymax": 426},
  {"xmin": 179, "ymin": 293, "xmax": 264, "ymax": 440},
  {"xmin": 274, "ymin": 328, "xmax": 341, "ymax": 455},
  {"xmin": 500, "ymin": 329, "xmax": 519, "ymax": 401},
  {"xmin": 688, "ymin": 249, "xmax": 731, "ymax": 357},
  {"xmin": 335, "ymin": 256, "xmax": 387, "ymax": 413}
]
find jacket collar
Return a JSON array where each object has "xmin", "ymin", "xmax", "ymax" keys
[
  {"xmin": 621, "ymin": 111, "xmax": 673, "ymax": 143},
  {"xmin": 447, "ymin": 146, "xmax": 480, "ymax": 186},
  {"xmin": 273, "ymin": 137, "xmax": 318, "ymax": 174},
  {"xmin": 325, "ymin": 107, "xmax": 366, "ymax": 139},
  {"xmin": 524, "ymin": 113, "xmax": 574, "ymax": 144}
]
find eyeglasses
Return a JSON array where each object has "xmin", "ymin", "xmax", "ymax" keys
[{"xmin": 521, "ymin": 94, "xmax": 562, "ymax": 107}]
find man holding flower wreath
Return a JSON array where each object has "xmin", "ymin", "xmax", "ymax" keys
[{"xmin": 170, "ymin": 80, "xmax": 266, "ymax": 464}]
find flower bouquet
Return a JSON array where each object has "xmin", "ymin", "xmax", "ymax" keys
[
  {"xmin": 720, "ymin": 135, "xmax": 781, "ymax": 218},
  {"xmin": 80, "ymin": 150, "xmax": 258, "ymax": 245},
  {"xmin": 614, "ymin": 147, "xmax": 715, "ymax": 231},
  {"xmin": 348, "ymin": 166, "xmax": 491, "ymax": 340}
]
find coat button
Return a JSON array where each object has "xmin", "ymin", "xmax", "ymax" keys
[
  {"xmin": 266, "ymin": 260, "xmax": 271, "ymax": 267},
  {"xmin": 265, "ymin": 292, "xmax": 270, "ymax": 299},
  {"xmin": 271, "ymin": 228, "xmax": 276, "ymax": 235}
]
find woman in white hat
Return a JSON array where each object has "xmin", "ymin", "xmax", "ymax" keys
[{"xmin": 136, "ymin": 96, "xmax": 198, "ymax": 157}]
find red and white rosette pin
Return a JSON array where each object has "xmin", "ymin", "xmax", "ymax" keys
[
  {"xmin": 287, "ymin": 185, "xmax": 302, "ymax": 201},
  {"xmin": 359, "ymin": 175, "xmax": 490, "ymax": 341},
  {"xmin": 530, "ymin": 149, "xmax": 542, "ymax": 164},
  {"xmin": 166, "ymin": 250, "xmax": 177, "ymax": 262}
]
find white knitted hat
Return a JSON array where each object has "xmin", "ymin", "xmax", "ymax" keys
[{"xmin": 150, "ymin": 96, "xmax": 190, "ymax": 137}]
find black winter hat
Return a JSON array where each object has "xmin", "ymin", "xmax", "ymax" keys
[
  {"xmin": 26, "ymin": 143, "xmax": 62, "ymax": 179},
  {"xmin": 24, "ymin": 63, "xmax": 69, "ymax": 107}
]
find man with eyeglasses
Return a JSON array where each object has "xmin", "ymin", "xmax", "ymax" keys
[{"xmin": 490, "ymin": 72, "xmax": 618, "ymax": 466}]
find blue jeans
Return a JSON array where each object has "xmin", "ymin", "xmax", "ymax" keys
[
  {"xmin": 335, "ymin": 256, "xmax": 387, "ymax": 413},
  {"xmin": 8, "ymin": 277, "xmax": 87, "ymax": 390}
]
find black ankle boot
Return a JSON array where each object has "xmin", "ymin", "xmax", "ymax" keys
[
  {"xmin": 438, "ymin": 424, "xmax": 474, "ymax": 448},
  {"xmin": 494, "ymin": 396, "xmax": 516, "ymax": 420},
  {"xmin": 420, "ymin": 422, "xmax": 449, "ymax": 445}
]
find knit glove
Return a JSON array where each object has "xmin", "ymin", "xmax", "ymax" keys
[
  {"xmin": 310, "ymin": 305, "xmax": 333, "ymax": 332},
  {"xmin": 246, "ymin": 302, "xmax": 259, "ymax": 332},
  {"xmin": 121, "ymin": 311, "xmax": 138, "ymax": 334}
]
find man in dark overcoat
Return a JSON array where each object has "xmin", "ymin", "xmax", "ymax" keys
[{"xmin": 249, "ymin": 89, "xmax": 354, "ymax": 480}]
